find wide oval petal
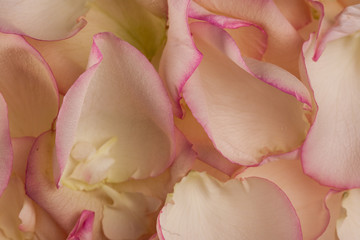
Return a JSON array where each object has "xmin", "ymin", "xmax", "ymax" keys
[
  {"xmin": 157, "ymin": 171, "xmax": 302, "ymax": 240},
  {"xmin": 0, "ymin": 0, "xmax": 89, "ymax": 40},
  {"xmin": 56, "ymin": 32, "xmax": 175, "ymax": 184}
]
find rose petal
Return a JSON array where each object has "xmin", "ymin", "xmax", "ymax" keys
[
  {"xmin": 158, "ymin": 0, "xmax": 203, "ymax": 117},
  {"xmin": 193, "ymin": 0, "xmax": 303, "ymax": 74},
  {"xmin": 67, "ymin": 210, "xmax": 94, "ymax": 240},
  {"xmin": 337, "ymin": 189, "xmax": 360, "ymax": 240},
  {"xmin": 273, "ymin": 0, "xmax": 312, "ymax": 29},
  {"xmin": 314, "ymin": 4, "xmax": 360, "ymax": 60},
  {"xmin": 237, "ymin": 159, "xmax": 330, "ymax": 240},
  {"xmin": 302, "ymin": 28, "xmax": 360, "ymax": 188},
  {"xmin": 12, "ymin": 137, "xmax": 35, "ymax": 182},
  {"xmin": 0, "ymin": 0, "xmax": 89, "ymax": 40},
  {"xmin": 56, "ymin": 32, "xmax": 175, "ymax": 184},
  {"xmin": 0, "ymin": 33, "xmax": 59, "ymax": 138},
  {"xmin": 157, "ymin": 171, "xmax": 302, "ymax": 239},
  {"xmin": 183, "ymin": 22, "xmax": 310, "ymax": 165},
  {"xmin": 0, "ymin": 94, "xmax": 12, "ymax": 196}
]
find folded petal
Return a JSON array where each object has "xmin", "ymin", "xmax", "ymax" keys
[
  {"xmin": 0, "ymin": 0, "xmax": 89, "ymax": 40},
  {"xmin": 237, "ymin": 159, "xmax": 330, "ymax": 240},
  {"xmin": 183, "ymin": 22, "xmax": 311, "ymax": 165},
  {"xmin": 273, "ymin": 0, "xmax": 312, "ymax": 29},
  {"xmin": 12, "ymin": 137, "xmax": 35, "ymax": 182},
  {"xmin": 314, "ymin": 4, "xmax": 360, "ymax": 60},
  {"xmin": 56, "ymin": 32, "xmax": 175, "ymax": 185},
  {"xmin": 302, "ymin": 27, "xmax": 360, "ymax": 188},
  {"xmin": 0, "ymin": 33, "xmax": 59, "ymax": 138},
  {"xmin": 0, "ymin": 94, "xmax": 12, "ymax": 196},
  {"xmin": 193, "ymin": 0, "xmax": 303, "ymax": 74},
  {"xmin": 67, "ymin": 210, "xmax": 94, "ymax": 240},
  {"xmin": 157, "ymin": 171, "xmax": 302, "ymax": 239},
  {"xmin": 159, "ymin": 0, "xmax": 202, "ymax": 117}
]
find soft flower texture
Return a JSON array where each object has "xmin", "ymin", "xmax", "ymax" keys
[{"xmin": 0, "ymin": 0, "xmax": 359, "ymax": 239}]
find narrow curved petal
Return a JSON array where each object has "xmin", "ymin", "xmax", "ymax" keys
[
  {"xmin": 0, "ymin": 94, "xmax": 12, "ymax": 196},
  {"xmin": 337, "ymin": 189, "xmax": 360, "ymax": 240},
  {"xmin": 0, "ymin": 0, "xmax": 89, "ymax": 40},
  {"xmin": 302, "ymin": 29, "xmax": 360, "ymax": 188},
  {"xmin": 314, "ymin": 4, "xmax": 360, "ymax": 60},
  {"xmin": 56, "ymin": 32, "xmax": 175, "ymax": 185},
  {"xmin": 67, "ymin": 210, "xmax": 94, "ymax": 240},
  {"xmin": 193, "ymin": 0, "xmax": 303, "ymax": 75},
  {"xmin": 159, "ymin": 0, "xmax": 202, "ymax": 117},
  {"xmin": 0, "ymin": 33, "xmax": 59, "ymax": 138},
  {"xmin": 183, "ymin": 23, "xmax": 311, "ymax": 165},
  {"xmin": 237, "ymin": 159, "xmax": 330, "ymax": 240},
  {"xmin": 157, "ymin": 172, "xmax": 302, "ymax": 240}
]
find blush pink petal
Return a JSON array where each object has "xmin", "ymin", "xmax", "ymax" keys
[
  {"xmin": 56, "ymin": 32, "xmax": 175, "ymax": 184},
  {"xmin": 0, "ymin": 94, "xmax": 12, "ymax": 197},
  {"xmin": 0, "ymin": 33, "xmax": 59, "ymax": 138},
  {"xmin": 157, "ymin": 172, "xmax": 302, "ymax": 240},
  {"xmin": 67, "ymin": 210, "xmax": 94, "ymax": 240},
  {"xmin": 237, "ymin": 159, "xmax": 330, "ymax": 240},
  {"xmin": 0, "ymin": 0, "xmax": 89, "ymax": 40},
  {"xmin": 183, "ymin": 22, "xmax": 311, "ymax": 165},
  {"xmin": 159, "ymin": 0, "xmax": 202, "ymax": 117},
  {"xmin": 193, "ymin": 0, "xmax": 303, "ymax": 74},
  {"xmin": 302, "ymin": 27, "xmax": 360, "ymax": 188},
  {"xmin": 314, "ymin": 4, "xmax": 360, "ymax": 60}
]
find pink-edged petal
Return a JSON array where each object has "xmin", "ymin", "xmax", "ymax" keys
[
  {"xmin": 336, "ymin": 189, "xmax": 360, "ymax": 240},
  {"xmin": 159, "ymin": 0, "xmax": 202, "ymax": 117},
  {"xmin": 193, "ymin": 0, "xmax": 303, "ymax": 74},
  {"xmin": 302, "ymin": 30, "xmax": 360, "ymax": 188},
  {"xmin": 157, "ymin": 171, "xmax": 302, "ymax": 239},
  {"xmin": 56, "ymin": 32, "xmax": 175, "ymax": 185},
  {"xmin": 237, "ymin": 159, "xmax": 330, "ymax": 240},
  {"xmin": 188, "ymin": 1, "xmax": 268, "ymax": 60},
  {"xmin": 0, "ymin": 0, "xmax": 89, "ymax": 40},
  {"xmin": 67, "ymin": 210, "xmax": 94, "ymax": 240},
  {"xmin": 0, "ymin": 94, "xmax": 12, "ymax": 196},
  {"xmin": 183, "ymin": 22, "xmax": 311, "ymax": 165},
  {"xmin": 175, "ymin": 104, "xmax": 240, "ymax": 176},
  {"xmin": 0, "ymin": 33, "xmax": 59, "ymax": 138},
  {"xmin": 314, "ymin": 4, "xmax": 360, "ymax": 60}
]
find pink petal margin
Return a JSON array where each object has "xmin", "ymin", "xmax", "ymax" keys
[
  {"xmin": 159, "ymin": 0, "xmax": 203, "ymax": 117},
  {"xmin": 0, "ymin": 93, "xmax": 13, "ymax": 196},
  {"xmin": 67, "ymin": 210, "xmax": 95, "ymax": 240}
]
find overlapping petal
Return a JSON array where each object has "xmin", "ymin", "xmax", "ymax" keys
[
  {"xmin": 157, "ymin": 171, "xmax": 302, "ymax": 239},
  {"xmin": 67, "ymin": 210, "xmax": 94, "ymax": 240},
  {"xmin": 56, "ymin": 32, "xmax": 175, "ymax": 184},
  {"xmin": 0, "ymin": 0, "xmax": 89, "ymax": 40},
  {"xmin": 0, "ymin": 33, "xmax": 59, "ymax": 138},
  {"xmin": 183, "ymin": 22, "xmax": 311, "ymax": 165},
  {"xmin": 237, "ymin": 159, "xmax": 330, "ymax": 239},
  {"xmin": 302, "ymin": 23, "xmax": 360, "ymax": 188}
]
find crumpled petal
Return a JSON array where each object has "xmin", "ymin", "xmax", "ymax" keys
[
  {"xmin": 0, "ymin": 0, "xmax": 89, "ymax": 40},
  {"xmin": 67, "ymin": 210, "xmax": 94, "ymax": 240},
  {"xmin": 314, "ymin": 4, "xmax": 360, "ymax": 60},
  {"xmin": 0, "ymin": 33, "xmax": 59, "ymax": 138},
  {"xmin": 56, "ymin": 32, "xmax": 175, "ymax": 184},
  {"xmin": 0, "ymin": 94, "xmax": 12, "ymax": 196},
  {"xmin": 157, "ymin": 171, "xmax": 302, "ymax": 239},
  {"xmin": 192, "ymin": 0, "xmax": 303, "ymax": 75},
  {"xmin": 301, "ymin": 26, "xmax": 360, "ymax": 188},
  {"xmin": 159, "ymin": 0, "xmax": 202, "ymax": 117},
  {"xmin": 237, "ymin": 159, "xmax": 330, "ymax": 240},
  {"xmin": 183, "ymin": 22, "xmax": 311, "ymax": 165}
]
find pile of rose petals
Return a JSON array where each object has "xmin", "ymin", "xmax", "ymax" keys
[{"xmin": 0, "ymin": 0, "xmax": 359, "ymax": 239}]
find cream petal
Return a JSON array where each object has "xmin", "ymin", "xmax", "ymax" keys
[{"xmin": 157, "ymin": 171, "xmax": 302, "ymax": 240}]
